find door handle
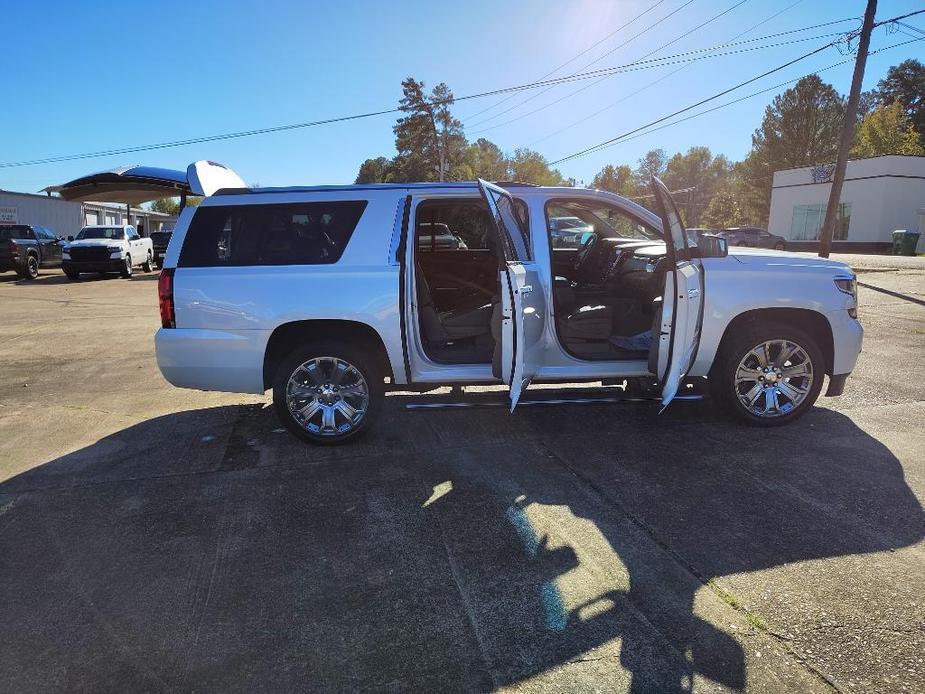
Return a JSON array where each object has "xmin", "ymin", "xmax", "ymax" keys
[
  {"xmin": 688, "ymin": 288, "xmax": 700, "ymax": 299},
  {"xmin": 520, "ymin": 284, "xmax": 533, "ymax": 295}
]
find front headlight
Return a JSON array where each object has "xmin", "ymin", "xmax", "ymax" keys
[
  {"xmin": 108, "ymin": 246, "xmax": 123, "ymax": 255},
  {"xmin": 834, "ymin": 275, "xmax": 857, "ymax": 297}
]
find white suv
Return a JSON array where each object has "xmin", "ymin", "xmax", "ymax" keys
[{"xmin": 141, "ymin": 165, "xmax": 861, "ymax": 444}]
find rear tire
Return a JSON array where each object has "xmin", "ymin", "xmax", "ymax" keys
[
  {"xmin": 710, "ymin": 321, "xmax": 824, "ymax": 427},
  {"xmin": 19, "ymin": 254, "xmax": 39, "ymax": 280},
  {"xmin": 120, "ymin": 255, "xmax": 133, "ymax": 278},
  {"xmin": 142, "ymin": 252, "xmax": 153, "ymax": 273},
  {"xmin": 774, "ymin": 242, "xmax": 786, "ymax": 251},
  {"xmin": 272, "ymin": 340, "xmax": 384, "ymax": 445}
]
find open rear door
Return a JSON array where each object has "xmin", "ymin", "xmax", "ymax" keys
[
  {"xmin": 477, "ymin": 179, "xmax": 546, "ymax": 411},
  {"xmin": 649, "ymin": 177, "xmax": 705, "ymax": 407}
]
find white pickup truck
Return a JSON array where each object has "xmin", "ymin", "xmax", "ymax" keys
[{"xmin": 63, "ymin": 225, "xmax": 154, "ymax": 280}]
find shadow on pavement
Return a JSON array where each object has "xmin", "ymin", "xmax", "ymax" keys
[{"xmin": 0, "ymin": 399, "xmax": 921, "ymax": 692}]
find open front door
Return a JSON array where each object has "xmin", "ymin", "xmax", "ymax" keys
[
  {"xmin": 649, "ymin": 177, "xmax": 705, "ymax": 407},
  {"xmin": 476, "ymin": 179, "xmax": 546, "ymax": 411}
]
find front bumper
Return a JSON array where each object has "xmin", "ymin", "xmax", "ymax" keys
[
  {"xmin": 63, "ymin": 258, "xmax": 124, "ymax": 273},
  {"xmin": 824, "ymin": 309, "xmax": 863, "ymax": 397}
]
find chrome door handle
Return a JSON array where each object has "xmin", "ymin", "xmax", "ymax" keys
[
  {"xmin": 521, "ymin": 284, "xmax": 533, "ymax": 295},
  {"xmin": 688, "ymin": 288, "xmax": 700, "ymax": 299}
]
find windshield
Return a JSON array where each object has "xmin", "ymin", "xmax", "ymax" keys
[
  {"xmin": 76, "ymin": 227, "xmax": 124, "ymax": 240},
  {"xmin": 547, "ymin": 202, "xmax": 660, "ymax": 243}
]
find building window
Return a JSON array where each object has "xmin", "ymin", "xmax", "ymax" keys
[{"xmin": 790, "ymin": 203, "xmax": 850, "ymax": 240}]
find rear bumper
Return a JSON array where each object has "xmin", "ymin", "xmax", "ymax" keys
[
  {"xmin": 64, "ymin": 259, "xmax": 123, "ymax": 273},
  {"xmin": 155, "ymin": 327, "xmax": 269, "ymax": 394}
]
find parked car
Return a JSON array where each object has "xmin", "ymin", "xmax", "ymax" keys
[
  {"xmin": 718, "ymin": 227, "xmax": 787, "ymax": 250},
  {"xmin": 63, "ymin": 225, "xmax": 154, "ymax": 280},
  {"xmin": 150, "ymin": 230, "xmax": 172, "ymax": 268},
  {"xmin": 549, "ymin": 216, "xmax": 594, "ymax": 247},
  {"xmin": 0, "ymin": 224, "xmax": 64, "ymax": 279},
  {"xmin": 127, "ymin": 163, "xmax": 862, "ymax": 444},
  {"xmin": 416, "ymin": 222, "xmax": 468, "ymax": 250}
]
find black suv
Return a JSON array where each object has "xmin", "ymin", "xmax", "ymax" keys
[
  {"xmin": 0, "ymin": 225, "xmax": 64, "ymax": 279},
  {"xmin": 150, "ymin": 230, "xmax": 172, "ymax": 269}
]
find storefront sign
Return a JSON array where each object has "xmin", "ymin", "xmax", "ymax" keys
[{"xmin": 0, "ymin": 206, "xmax": 17, "ymax": 225}]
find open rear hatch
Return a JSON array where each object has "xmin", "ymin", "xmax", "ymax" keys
[{"xmin": 44, "ymin": 160, "xmax": 246, "ymax": 204}]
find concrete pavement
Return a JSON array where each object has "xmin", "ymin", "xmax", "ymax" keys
[{"xmin": 0, "ymin": 264, "xmax": 922, "ymax": 693}]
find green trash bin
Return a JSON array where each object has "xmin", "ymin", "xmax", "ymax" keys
[{"xmin": 892, "ymin": 229, "xmax": 921, "ymax": 256}]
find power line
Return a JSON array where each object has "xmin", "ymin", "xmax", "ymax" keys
[
  {"xmin": 550, "ymin": 33, "xmax": 924, "ymax": 166},
  {"xmin": 549, "ymin": 39, "xmax": 840, "ymax": 165},
  {"xmin": 464, "ymin": 0, "xmax": 698, "ymax": 128},
  {"xmin": 0, "ymin": 28, "xmax": 854, "ymax": 170},
  {"xmin": 471, "ymin": 28, "xmax": 849, "ymax": 137},
  {"xmin": 528, "ymin": 0, "xmax": 813, "ymax": 147},
  {"xmin": 459, "ymin": 0, "xmax": 670, "ymax": 122}
]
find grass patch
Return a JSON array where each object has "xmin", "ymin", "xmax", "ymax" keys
[{"xmin": 707, "ymin": 579, "xmax": 767, "ymax": 632}]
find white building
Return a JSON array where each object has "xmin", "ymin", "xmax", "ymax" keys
[
  {"xmin": 0, "ymin": 190, "xmax": 176, "ymax": 238},
  {"xmin": 768, "ymin": 155, "xmax": 925, "ymax": 253}
]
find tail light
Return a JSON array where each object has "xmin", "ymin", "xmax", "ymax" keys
[
  {"xmin": 8, "ymin": 240, "xmax": 18, "ymax": 258},
  {"xmin": 158, "ymin": 268, "xmax": 175, "ymax": 328}
]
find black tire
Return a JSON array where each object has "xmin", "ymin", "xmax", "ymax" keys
[
  {"xmin": 120, "ymin": 255, "xmax": 133, "ymax": 278},
  {"xmin": 19, "ymin": 254, "xmax": 39, "ymax": 280},
  {"xmin": 710, "ymin": 321, "xmax": 824, "ymax": 427},
  {"xmin": 64, "ymin": 270, "xmax": 80, "ymax": 281},
  {"xmin": 272, "ymin": 340, "xmax": 384, "ymax": 445},
  {"xmin": 142, "ymin": 252, "xmax": 154, "ymax": 273},
  {"xmin": 774, "ymin": 242, "xmax": 786, "ymax": 251}
]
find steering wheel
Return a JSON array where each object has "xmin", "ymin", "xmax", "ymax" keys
[{"xmin": 573, "ymin": 233, "xmax": 598, "ymax": 274}]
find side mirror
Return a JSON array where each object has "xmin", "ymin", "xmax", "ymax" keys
[
  {"xmin": 67, "ymin": 235, "xmax": 74, "ymax": 241},
  {"xmin": 696, "ymin": 234, "xmax": 728, "ymax": 258}
]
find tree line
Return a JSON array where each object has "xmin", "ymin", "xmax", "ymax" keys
[{"xmin": 356, "ymin": 59, "xmax": 925, "ymax": 228}]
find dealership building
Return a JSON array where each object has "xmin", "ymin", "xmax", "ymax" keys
[
  {"xmin": 0, "ymin": 189, "xmax": 176, "ymax": 238},
  {"xmin": 768, "ymin": 155, "xmax": 925, "ymax": 253}
]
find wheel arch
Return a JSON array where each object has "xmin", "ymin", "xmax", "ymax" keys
[
  {"xmin": 263, "ymin": 319, "xmax": 393, "ymax": 390},
  {"xmin": 713, "ymin": 308, "xmax": 834, "ymax": 375}
]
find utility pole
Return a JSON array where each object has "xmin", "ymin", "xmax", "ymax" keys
[{"xmin": 818, "ymin": 0, "xmax": 877, "ymax": 258}]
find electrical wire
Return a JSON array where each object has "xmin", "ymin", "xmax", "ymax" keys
[
  {"xmin": 459, "ymin": 0, "xmax": 670, "ymax": 122},
  {"xmin": 549, "ymin": 33, "xmax": 925, "ymax": 166}
]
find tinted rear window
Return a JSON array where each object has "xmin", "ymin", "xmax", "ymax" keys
[
  {"xmin": 0, "ymin": 226, "xmax": 34, "ymax": 240},
  {"xmin": 179, "ymin": 201, "xmax": 367, "ymax": 267}
]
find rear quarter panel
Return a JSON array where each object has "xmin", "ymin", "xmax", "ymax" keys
[{"xmin": 166, "ymin": 191, "xmax": 406, "ymax": 392}]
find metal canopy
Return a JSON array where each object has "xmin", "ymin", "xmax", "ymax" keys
[
  {"xmin": 43, "ymin": 166, "xmax": 191, "ymax": 205},
  {"xmin": 42, "ymin": 161, "xmax": 247, "ymax": 205}
]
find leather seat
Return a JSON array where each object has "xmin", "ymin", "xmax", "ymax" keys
[
  {"xmin": 558, "ymin": 304, "xmax": 614, "ymax": 340},
  {"xmin": 417, "ymin": 263, "xmax": 494, "ymax": 344}
]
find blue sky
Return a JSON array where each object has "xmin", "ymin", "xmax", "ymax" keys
[{"xmin": 3, "ymin": 0, "xmax": 923, "ymax": 193}]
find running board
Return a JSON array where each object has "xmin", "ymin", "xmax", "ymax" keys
[{"xmin": 404, "ymin": 394, "xmax": 704, "ymax": 410}]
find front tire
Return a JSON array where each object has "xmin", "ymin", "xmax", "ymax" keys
[
  {"xmin": 142, "ymin": 252, "xmax": 154, "ymax": 273},
  {"xmin": 64, "ymin": 269, "xmax": 80, "ymax": 281},
  {"xmin": 120, "ymin": 255, "xmax": 133, "ymax": 278},
  {"xmin": 774, "ymin": 242, "xmax": 786, "ymax": 251},
  {"xmin": 710, "ymin": 322, "xmax": 824, "ymax": 426},
  {"xmin": 273, "ymin": 341, "xmax": 383, "ymax": 445}
]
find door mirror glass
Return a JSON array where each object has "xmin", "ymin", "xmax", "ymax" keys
[{"xmin": 697, "ymin": 234, "xmax": 728, "ymax": 258}]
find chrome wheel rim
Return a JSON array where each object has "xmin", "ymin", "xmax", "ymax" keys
[
  {"xmin": 734, "ymin": 339, "xmax": 813, "ymax": 417},
  {"xmin": 27, "ymin": 257, "xmax": 38, "ymax": 277},
  {"xmin": 286, "ymin": 357, "xmax": 369, "ymax": 437}
]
